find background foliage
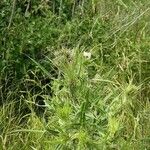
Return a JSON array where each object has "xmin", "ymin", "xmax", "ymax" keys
[{"xmin": 0, "ymin": 0, "xmax": 150, "ymax": 149}]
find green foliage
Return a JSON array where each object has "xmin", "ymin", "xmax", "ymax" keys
[{"xmin": 0, "ymin": 0, "xmax": 150, "ymax": 149}]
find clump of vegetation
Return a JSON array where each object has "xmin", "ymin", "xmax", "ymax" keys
[{"xmin": 0, "ymin": 0, "xmax": 150, "ymax": 149}]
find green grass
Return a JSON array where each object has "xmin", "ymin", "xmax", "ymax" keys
[{"xmin": 0, "ymin": 0, "xmax": 150, "ymax": 149}]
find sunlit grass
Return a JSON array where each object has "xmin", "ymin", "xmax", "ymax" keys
[{"xmin": 0, "ymin": 0, "xmax": 150, "ymax": 149}]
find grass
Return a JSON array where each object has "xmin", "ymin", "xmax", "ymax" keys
[{"xmin": 0, "ymin": 0, "xmax": 150, "ymax": 149}]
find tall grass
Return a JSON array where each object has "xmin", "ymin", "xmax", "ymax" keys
[{"xmin": 0, "ymin": 0, "xmax": 150, "ymax": 149}]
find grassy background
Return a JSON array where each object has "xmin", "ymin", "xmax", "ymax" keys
[{"xmin": 0, "ymin": 0, "xmax": 150, "ymax": 149}]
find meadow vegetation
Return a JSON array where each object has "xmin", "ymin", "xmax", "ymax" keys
[{"xmin": 0, "ymin": 0, "xmax": 150, "ymax": 149}]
